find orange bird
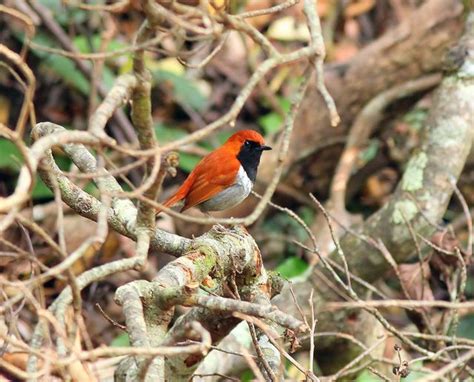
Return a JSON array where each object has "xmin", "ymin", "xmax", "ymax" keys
[{"xmin": 158, "ymin": 130, "xmax": 271, "ymax": 214}]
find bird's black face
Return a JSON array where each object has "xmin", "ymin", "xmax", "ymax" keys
[{"xmin": 237, "ymin": 140, "xmax": 272, "ymax": 182}]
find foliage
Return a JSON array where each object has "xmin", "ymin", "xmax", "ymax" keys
[
  {"xmin": 0, "ymin": 138, "xmax": 67, "ymax": 199},
  {"xmin": 154, "ymin": 123, "xmax": 201, "ymax": 172},
  {"xmin": 258, "ymin": 97, "xmax": 291, "ymax": 134},
  {"xmin": 276, "ymin": 256, "xmax": 309, "ymax": 279}
]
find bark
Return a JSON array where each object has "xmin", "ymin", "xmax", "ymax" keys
[{"xmin": 113, "ymin": 225, "xmax": 297, "ymax": 381}]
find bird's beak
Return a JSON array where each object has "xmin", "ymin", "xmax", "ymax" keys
[{"xmin": 260, "ymin": 145, "xmax": 272, "ymax": 151}]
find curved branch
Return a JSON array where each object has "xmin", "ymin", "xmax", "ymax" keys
[{"xmin": 32, "ymin": 122, "xmax": 190, "ymax": 255}]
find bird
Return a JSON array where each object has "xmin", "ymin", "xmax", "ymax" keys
[{"xmin": 157, "ymin": 130, "xmax": 271, "ymax": 215}]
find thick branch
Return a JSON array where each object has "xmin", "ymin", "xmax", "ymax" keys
[
  {"xmin": 32, "ymin": 122, "xmax": 189, "ymax": 255},
  {"xmin": 114, "ymin": 225, "xmax": 297, "ymax": 380}
]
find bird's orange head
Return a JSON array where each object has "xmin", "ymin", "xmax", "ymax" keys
[
  {"xmin": 226, "ymin": 129, "xmax": 267, "ymax": 146},
  {"xmin": 223, "ymin": 130, "xmax": 271, "ymax": 155}
]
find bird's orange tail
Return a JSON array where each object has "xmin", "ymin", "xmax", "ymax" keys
[
  {"xmin": 156, "ymin": 174, "xmax": 194, "ymax": 215},
  {"xmin": 156, "ymin": 193, "xmax": 182, "ymax": 215}
]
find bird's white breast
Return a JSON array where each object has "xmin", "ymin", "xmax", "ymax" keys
[{"xmin": 199, "ymin": 166, "xmax": 253, "ymax": 212}]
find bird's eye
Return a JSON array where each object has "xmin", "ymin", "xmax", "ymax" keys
[{"xmin": 245, "ymin": 141, "xmax": 251, "ymax": 146}]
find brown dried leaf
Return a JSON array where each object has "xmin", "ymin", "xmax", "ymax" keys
[
  {"xmin": 285, "ymin": 328, "xmax": 301, "ymax": 353},
  {"xmin": 267, "ymin": 16, "xmax": 310, "ymax": 42},
  {"xmin": 398, "ymin": 262, "xmax": 434, "ymax": 302},
  {"xmin": 361, "ymin": 168, "xmax": 398, "ymax": 207},
  {"xmin": 0, "ymin": 95, "xmax": 10, "ymax": 125},
  {"xmin": 330, "ymin": 40, "xmax": 360, "ymax": 62},
  {"xmin": 58, "ymin": 215, "xmax": 120, "ymax": 276},
  {"xmin": 344, "ymin": 0, "xmax": 376, "ymax": 18},
  {"xmin": 431, "ymin": 231, "xmax": 460, "ymax": 258},
  {"xmin": 429, "ymin": 230, "xmax": 467, "ymax": 292},
  {"xmin": 243, "ymin": 0, "xmax": 273, "ymax": 29}
]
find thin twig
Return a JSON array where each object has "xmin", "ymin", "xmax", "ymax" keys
[{"xmin": 324, "ymin": 300, "xmax": 474, "ymax": 310}]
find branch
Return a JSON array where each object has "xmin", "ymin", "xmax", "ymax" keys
[
  {"xmin": 28, "ymin": 0, "xmax": 137, "ymax": 143},
  {"xmin": 14, "ymin": 1, "xmax": 332, "ymax": 380},
  {"xmin": 274, "ymin": 10, "xmax": 474, "ymax": 371},
  {"xmin": 113, "ymin": 225, "xmax": 299, "ymax": 380},
  {"xmin": 303, "ymin": 0, "xmax": 339, "ymax": 127},
  {"xmin": 271, "ymin": 0, "xmax": 465, "ymax": 173},
  {"xmin": 185, "ymin": 295, "xmax": 308, "ymax": 333},
  {"xmin": 32, "ymin": 122, "xmax": 190, "ymax": 255},
  {"xmin": 329, "ymin": 74, "xmax": 442, "ymax": 213}
]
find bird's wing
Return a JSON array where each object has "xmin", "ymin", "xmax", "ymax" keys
[{"xmin": 182, "ymin": 148, "xmax": 239, "ymax": 211}]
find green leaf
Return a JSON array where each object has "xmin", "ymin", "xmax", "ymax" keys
[
  {"xmin": 0, "ymin": 139, "xmax": 22, "ymax": 171},
  {"xmin": 258, "ymin": 112, "xmax": 283, "ymax": 135},
  {"xmin": 0, "ymin": 139, "xmax": 73, "ymax": 200},
  {"xmin": 466, "ymin": 276, "xmax": 474, "ymax": 297},
  {"xmin": 73, "ymin": 35, "xmax": 127, "ymax": 54},
  {"xmin": 102, "ymin": 66, "xmax": 117, "ymax": 92},
  {"xmin": 55, "ymin": 155, "xmax": 72, "ymax": 171},
  {"xmin": 276, "ymin": 257, "xmax": 309, "ymax": 279},
  {"xmin": 32, "ymin": 176, "xmax": 53, "ymax": 200},
  {"xmin": 154, "ymin": 123, "xmax": 187, "ymax": 142},
  {"xmin": 262, "ymin": 207, "xmax": 315, "ymax": 250},
  {"xmin": 457, "ymin": 314, "xmax": 474, "ymax": 340},
  {"xmin": 178, "ymin": 153, "xmax": 200, "ymax": 173},
  {"xmin": 30, "ymin": 33, "xmax": 90, "ymax": 94},
  {"xmin": 83, "ymin": 181, "xmax": 99, "ymax": 197},
  {"xmin": 215, "ymin": 130, "xmax": 232, "ymax": 145},
  {"xmin": 38, "ymin": 0, "xmax": 87, "ymax": 25},
  {"xmin": 42, "ymin": 56, "xmax": 90, "ymax": 94},
  {"xmin": 36, "ymin": 33, "xmax": 119, "ymax": 93},
  {"xmin": 240, "ymin": 369, "xmax": 254, "ymax": 382},
  {"xmin": 154, "ymin": 124, "xmax": 201, "ymax": 172},
  {"xmin": 257, "ymin": 97, "xmax": 291, "ymax": 135},
  {"xmin": 404, "ymin": 361, "xmax": 429, "ymax": 381},
  {"xmin": 298, "ymin": 206, "xmax": 315, "ymax": 226},
  {"xmin": 72, "ymin": 35, "xmax": 121, "ymax": 91},
  {"xmin": 153, "ymin": 70, "xmax": 207, "ymax": 111},
  {"xmin": 359, "ymin": 139, "xmax": 380, "ymax": 164},
  {"xmin": 355, "ymin": 370, "xmax": 380, "ymax": 382},
  {"xmin": 403, "ymin": 107, "xmax": 429, "ymax": 131},
  {"xmin": 31, "ymin": 157, "xmax": 71, "ymax": 199},
  {"xmin": 0, "ymin": 139, "xmax": 71, "ymax": 172},
  {"xmin": 38, "ymin": 0, "xmax": 62, "ymax": 12},
  {"xmin": 110, "ymin": 333, "xmax": 130, "ymax": 347}
]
